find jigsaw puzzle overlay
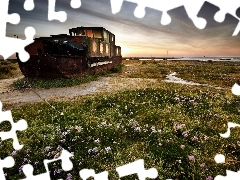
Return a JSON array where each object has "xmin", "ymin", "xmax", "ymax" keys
[
  {"xmin": 1, "ymin": 0, "xmax": 240, "ymax": 179},
  {"xmin": 211, "ymin": 86, "xmax": 240, "ymax": 179},
  {"xmin": 0, "ymin": 0, "xmax": 81, "ymax": 62},
  {"xmin": 21, "ymin": 149, "xmax": 73, "ymax": 180},
  {"xmin": 0, "ymin": 100, "xmax": 75, "ymax": 179},
  {"xmin": 213, "ymin": 121, "xmax": 240, "ymax": 179},
  {"xmin": 0, "ymin": 101, "xmax": 27, "ymax": 179},
  {"xmin": 0, "ymin": 0, "xmax": 35, "ymax": 62},
  {"xmin": 0, "ymin": 101, "xmax": 158, "ymax": 180},
  {"xmin": 0, "ymin": 101, "xmax": 28, "ymax": 150},
  {"xmin": 110, "ymin": 0, "xmax": 240, "ymax": 35},
  {"xmin": 1, "ymin": 0, "xmax": 240, "ymax": 62}
]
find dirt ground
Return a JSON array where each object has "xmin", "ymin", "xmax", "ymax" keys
[
  {"xmin": 0, "ymin": 63, "xmax": 158, "ymax": 109},
  {"xmin": 0, "ymin": 61, "xmax": 214, "ymax": 109},
  {"xmin": 0, "ymin": 76, "xmax": 157, "ymax": 101},
  {"xmin": 0, "ymin": 75, "xmax": 24, "ymax": 94}
]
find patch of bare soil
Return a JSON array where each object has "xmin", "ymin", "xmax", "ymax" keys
[
  {"xmin": 0, "ymin": 76, "xmax": 158, "ymax": 109},
  {"xmin": 0, "ymin": 60, "xmax": 158, "ymax": 109},
  {"xmin": 0, "ymin": 75, "xmax": 24, "ymax": 93}
]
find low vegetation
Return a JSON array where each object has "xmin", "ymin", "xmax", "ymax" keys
[
  {"xmin": 12, "ymin": 75, "xmax": 99, "ymax": 89},
  {"xmin": 0, "ymin": 59, "xmax": 21, "ymax": 79},
  {"xmin": 1, "ymin": 84, "xmax": 240, "ymax": 179},
  {"xmin": 122, "ymin": 60, "xmax": 240, "ymax": 88},
  {"xmin": 12, "ymin": 64, "xmax": 123, "ymax": 89},
  {"xmin": 9, "ymin": 59, "xmax": 240, "ymax": 89},
  {"xmin": 1, "ymin": 60, "xmax": 240, "ymax": 179}
]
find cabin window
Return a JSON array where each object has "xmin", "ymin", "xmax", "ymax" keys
[
  {"xmin": 106, "ymin": 44, "xmax": 109, "ymax": 55},
  {"xmin": 92, "ymin": 40, "xmax": 97, "ymax": 54},
  {"xmin": 103, "ymin": 31, "xmax": 109, "ymax": 42},
  {"xmin": 100, "ymin": 43, "xmax": 104, "ymax": 55},
  {"xmin": 86, "ymin": 30, "xmax": 94, "ymax": 37},
  {"xmin": 93, "ymin": 30, "xmax": 102, "ymax": 38}
]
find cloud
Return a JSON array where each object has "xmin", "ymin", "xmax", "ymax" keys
[{"xmin": 5, "ymin": 0, "xmax": 240, "ymax": 57}]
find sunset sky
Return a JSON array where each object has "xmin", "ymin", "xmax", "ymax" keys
[{"xmin": 5, "ymin": 0, "xmax": 240, "ymax": 58}]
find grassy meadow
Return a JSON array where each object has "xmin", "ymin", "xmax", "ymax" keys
[
  {"xmin": 122, "ymin": 60, "xmax": 240, "ymax": 88},
  {"xmin": 1, "ymin": 60, "xmax": 240, "ymax": 179},
  {"xmin": 0, "ymin": 59, "xmax": 21, "ymax": 80},
  {"xmin": 12, "ymin": 64, "xmax": 123, "ymax": 89}
]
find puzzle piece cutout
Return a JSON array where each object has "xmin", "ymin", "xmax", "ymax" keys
[
  {"xmin": 21, "ymin": 149, "xmax": 73, "ymax": 180},
  {"xmin": 0, "ymin": 156, "xmax": 15, "ymax": 180},
  {"xmin": 24, "ymin": 0, "xmax": 35, "ymax": 11},
  {"xmin": 215, "ymin": 154, "xmax": 226, "ymax": 164},
  {"xmin": 214, "ymin": 121, "xmax": 240, "ymax": 179},
  {"xmin": 116, "ymin": 159, "xmax": 158, "ymax": 180},
  {"xmin": 110, "ymin": 0, "xmax": 206, "ymax": 29},
  {"xmin": 215, "ymin": 170, "xmax": 240, "ymax": 180},
  {"xmin": 0, "ymin": 0, "xmax": 35, "ymax": 62},
  {"xmin": 46, "ymin": 0, "xmax": 82, "ymax": 22},
  {"xmin": 209, "ymin": 0, "xmax": 240, "ymax": 36},
  {"xmin": 110, "ymin": 0, "xmax": 240, "ymax": 36},
  {"xmin": 48, "ymin": 0, "xmax": 67, "ymax": 22},
  {"xmin": 219, "ymin": 122, "xmax": 240, "ymax": 138},
  {"xmin": 79, "ymin": 169, "xmax": 109, "ymax": 180},
  {"xmin": 26, "ymin": 0, "xmax": 81, "ymax": 22},
  {"xmin": 232, "ymin": 83, "xmax": 240, "ymax": 96},
  {"xmin": 0, "ymin": 101, "xmax": 28, "ymax": 150},
  {"xmin": 70, "ymin": 0, "xmax": 82, "ymax": 9},
  {"xmin": 0, "ymin": 0, "xmax": 82, "ymax": 62}
]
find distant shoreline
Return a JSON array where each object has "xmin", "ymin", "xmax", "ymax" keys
[
  {"xmin": 123, "ymin": 57, "xmax": 240, "ymax": 62},
  {"xmin": 2, "ymin": 57, "xmax": 240, "ymax": 62}
]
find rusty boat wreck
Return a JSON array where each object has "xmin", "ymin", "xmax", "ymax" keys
[{"xmin": 17, "ymin": 26, "xmax": 122, "ymax": 78}]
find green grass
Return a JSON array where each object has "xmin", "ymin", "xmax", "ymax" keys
[
  {"xmin": 2, "ymin": 60, "xmax": 240, "ymax": 179},
  {"xmin": 0, "ymin": 60, "xmax": 21, "ymax": 79},
  {"xmin": 12, "ymin": 64, "xmax": 123, "ymax": 89},
  {"xmin": 122, "ymin": 60, "xmax": 240, "ymax": 88},
  {"xmin": 12, "ymin": 75, "xmax": 99, "ymax": 89},
  {"xmin": 1, "ymin": 83, "xmax": 240, "ymax": 179},
  {"xmin": 4, "ymin": 59, "xmax": 240, "ymax": 89}
]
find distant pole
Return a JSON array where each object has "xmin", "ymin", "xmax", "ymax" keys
[{"xmin": 167, "ymin": 51, "xmax": 168, "ymax": 57}]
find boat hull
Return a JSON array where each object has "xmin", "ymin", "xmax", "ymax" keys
[
  {"xmin": 17, "ymin": 26, "xmax": 122, "ymax": 78},
  {"xmin": 17, "ymin": 54, "xmax": 122, "ymax": 78}
]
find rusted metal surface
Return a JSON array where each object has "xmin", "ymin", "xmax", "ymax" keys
[
  {"xmin": 18, "ymin": 54, "xmax": 122, "ymax": 78},
  {"xmin": 17, "ymin": 26, "xmax": 122, "ymax": 78}
]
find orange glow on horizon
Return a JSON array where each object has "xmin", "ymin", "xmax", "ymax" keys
[
  {"xmin": 120, "ymin": 45, "xmax": 134, "ymax": 57},
  {"xmin": 119, "ymin": 45, "xmax": 240, "ymax": 57}
]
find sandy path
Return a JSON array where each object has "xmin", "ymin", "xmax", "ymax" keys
[
  {"xmin": 0, "ymin": 76, "xmax": 158, "ymax": 108},
  {"xmin": 0, "ymin": 76, "xmax": 24, "ymax": 93},
  {"xmin": 0, "ymin": 67, "xmax": 218, "ymax": 109}
]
